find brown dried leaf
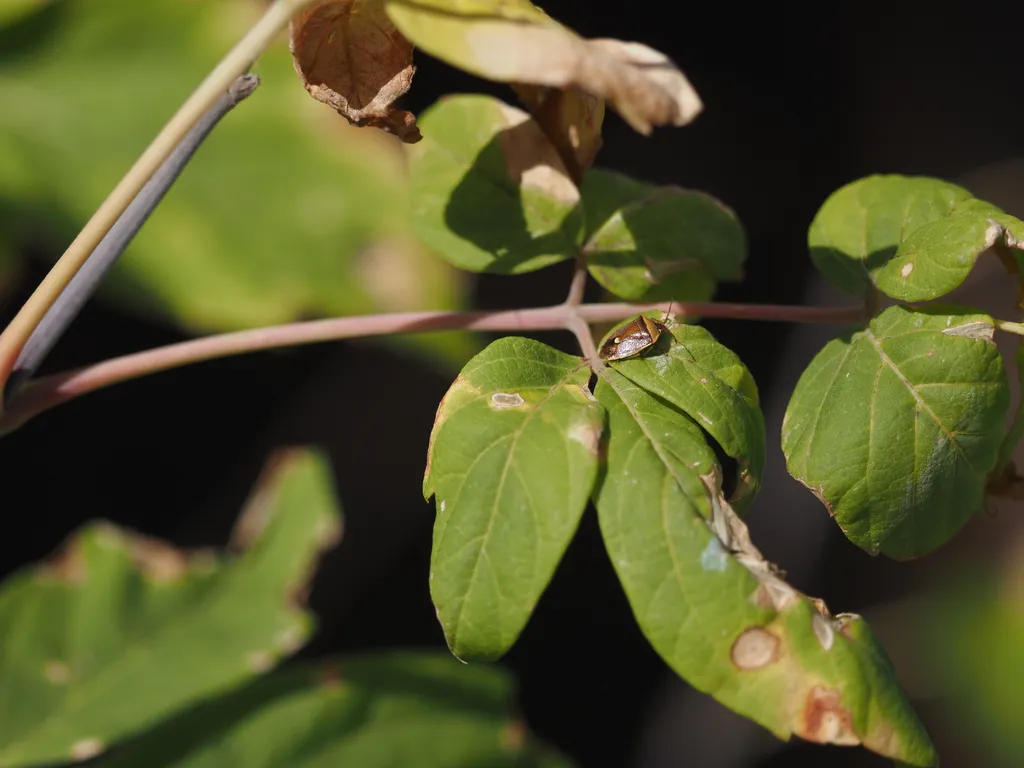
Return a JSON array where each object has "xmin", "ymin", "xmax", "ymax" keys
[
  {"xmin": 291, "ymin": 0, "xmax": 421, "ymax": 142},
  {"xmin": 384, "ymin": 0, "xmax": 702, "ymax": 134},
  {"xmin": 511, "ymin": 84, "xmax": 604, "ymax": 179}
]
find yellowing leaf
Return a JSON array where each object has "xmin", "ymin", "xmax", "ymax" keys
[
  {"xmin": 383, "ymin": 0, "xmax": 702, "ymax": 134},
  {"xmin": 290, "ymin": 0, "xmax": 421, "ymax": 142},
  {"xmin": 511, "ymin": 85, "xmax": 605, "ymax": 178}
]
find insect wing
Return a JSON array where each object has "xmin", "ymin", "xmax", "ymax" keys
[{"xmin": 600, "ymin": 318, "xmax": 655, "ymax": 360}]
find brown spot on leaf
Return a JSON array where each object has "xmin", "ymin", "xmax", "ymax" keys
[
  {"xmin": 69, "ymin": 738, "xmax": 104, "ymax": 761},
  {"xmin": 129, "ymin": 535, "xmax": 188, "ymax": 584},
  {"xmin": 36, "ymin": 538, "xmax": 86, "ymax": 584},
  {"xmin": 730, "ymin": 627, "xmax": 780, "ymax": 670},
  {"xmin": 319, "ymin": 661, "xmax": 345, "ymax": 689},
  {"xmin": 798, "ymin": 686, "xmax": 859, "ymax": 745},
  {"xmin": 500, "ymin": 719, "xmax": 527, "ymax": 751},
  {"xmin": 291, "ymin": 0, "xmax": 421, "ymax": 142}
]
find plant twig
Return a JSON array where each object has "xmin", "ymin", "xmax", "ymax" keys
[
  {"xmin": 0, "ymin": 301, "xmax": 863, "ymax": 433},
  {"xmin": 5, "ymin": 75, "xmax": 261, "ymax": 402},
  {"xmin": 565, "ymin": 252, "xmax": 589, "ymax": 307},
  {"xmin": 0, "ymin": 0, "xmax": 316, "ymax": 406}
]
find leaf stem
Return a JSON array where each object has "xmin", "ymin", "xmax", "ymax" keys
[
  {"xmin": 0, "ymin": 0, "xmax": 316, "ymax": 409},
  {"xmin": 995, "ymin": 319, "xmax": 1024, "ymax": 336},
  {"xmin": 5, "ymin": 75, "xmax": 261, "ymax": 402},
  {"xmin": 0, "ymin": 301, "xmax": 862, "ymax": 433}
]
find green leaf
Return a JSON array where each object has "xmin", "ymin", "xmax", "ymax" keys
[
  {"xmin": 0, "ymin": 449, "xmax": 342, "ymax": 768},
  {"xmin": 0, "ymin": 0, "xmax": 471, "ymax": 362},
  {"xmin": 100, "ymin": 652, "xmax": 572, "ymax": 768},
  {"xmin": 782, "ymin": 305, "xmax": 1009, "ymax": 559},
  {"xmin": 593, "ymin": 368, "xmax": 937, "ymax": 765},
  {"xmin": 0, "ymin": 0, "xmax": 47, "ymax": 28},
  {"xmin": 424, "ymin": 337, "xmax": 604, "ymax": 659},
  {"xmin": 582, "ymin": 169, "xmax": 746, "ymax": 302},
  {"xmin": 602, "ymin": 321, "xmax": 764, "ymax": 512},
  {"xmin": 808, "ymin": 174, "xmax": 1024, "ymax": 300},
  {"xmin": 408, "ymin": 94, "xmax": 583, "ymax": 274}
]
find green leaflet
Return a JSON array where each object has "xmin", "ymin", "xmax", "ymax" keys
[
  {"xmin": 593, "ymin": 368, "xmax": 937, "ymax": 766},
  {"xmin": 0, "ymin": 450, "xmax": 341, "ymax": 768},
  {"xmin": 605, "ymin": 322, "xmax": 764, "ymax": 513},
  {"xmin": 783, "ymin": 305, "xmax": 1010, "ymax": 559},
  {"xmin": 808, "ymin": 174, "xmax": 1024, "ymax": 300},
  {"xmin": 582, "ymin": 169, "xmax": 746, "ymax": 302},
  {"xmin": 424, "ymin": 338, "xmax": 603, "ymax": 659},
  {"xmin": 408, "ymin": 94, "xmax": 583, "ymax": 274},
  {"xmin": 100, "ymin": 652, "xmax": 571, "ymax": 768}
]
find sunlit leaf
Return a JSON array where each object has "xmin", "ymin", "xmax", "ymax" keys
[
  {"xmin": 582, "ymin": 169, "xmax": 746, "ymax": 302},
  {"xmin": 808, "ymin": 174, "xmax": 1024, "ymax": 300},
  {"xmin": 594, "ymin": 368, "xmax": 937, "ymax": 766},
  {"xmin": 409, "ymin": 94, "xmax": 583, "ymax": 274},
  {"xmin": 101, "ymin": 652, "xmax": 572, "ymax": 767},
  {"xmin": 0, "ymin": 449, "xmax": 342, "ymax": 767},
  {"xmin": 383, "ymin": 0, "xmax": 700, "ymax": 135},
  {"xmin": 782, "ymin": 305, "xmax": 1009, "ymax": 559},
  {"xmin": 424, "ymin": 337, "xmax": 603, "ymax": 659}
]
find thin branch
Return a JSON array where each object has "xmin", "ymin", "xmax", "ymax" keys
[
  {"xmin": 0, "ymin": 0, "xmax": 316, "ymax": 401},
  {"xmin": 6, "ymin": 75, "xmax": 261, "ymax": 401},
  {"xmin": 0, "ymin": 300, "xmax": 863, "ymax": 434},
  {"xmin": 565, "ymin": 252, "xmax": 589, "ymax": 307}
]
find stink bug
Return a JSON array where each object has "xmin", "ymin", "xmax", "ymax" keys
[{"xmin": 599, "ymin": 306, "xmax": 673, "ymax": 361}]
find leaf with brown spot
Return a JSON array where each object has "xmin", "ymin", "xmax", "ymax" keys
[
  {"xmin": 0, "ymin": 449, "xmax": 342, "ymax": 767},
  {"xmin": 291, "ymin": 0, "xmax": 421, "ymax": 142},
  {"xmin": 594, "ymin": 365, "xmax": 937, "ymax": 765},
  {"xmin": 383, "ymin": 0, "xmax": 701, "ymax": 134}
]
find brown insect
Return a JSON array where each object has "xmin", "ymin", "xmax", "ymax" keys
[{"xmin": 599, "ymin": 307, "xmax": 673, "ymax": 361}]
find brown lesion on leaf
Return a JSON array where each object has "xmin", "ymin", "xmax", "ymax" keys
[
  {"xmin": 730, "ymin": 626, "xmax": 780, "ymax": 670},
  {"xmin": 797, "ymin": 686, "xmax": 860, "ymax": 746},
  {"xmin": 319, "ymin": 660, "xmax": 345, "ymax": 689},
  {"xmin": 35, "ymin": 537, "xmax": 87, "ymax": 584},
  {"xmin": 500, "ymin": 719, "xmax": 527, "ymax": 751},
  {"xmin": 291, "ymin": 0, "xmax": 421, "ymax": 142},
  {"xmin": 128, "ymin": 535, "xmax": 190, "ymax": 584}
]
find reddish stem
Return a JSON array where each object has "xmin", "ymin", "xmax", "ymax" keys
[{"xmin": 0, "ymin": 300, "xmax": 863, "ymax": 434}]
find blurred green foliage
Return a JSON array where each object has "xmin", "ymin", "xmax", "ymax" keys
[{"xmin": 0, "ymin": 0, "xmax": 472, "ymax": 362}]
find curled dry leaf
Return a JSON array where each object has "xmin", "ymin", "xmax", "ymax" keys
[
  {"xmin": 511, "ymin": 84, "xmax": 605, "ymax": 178},
  {"xmin": 383, "ymin": 0, "xmax": 702, "ymax": 135},
  {"xmin": 290, "ymin": 0, "xmax": 421, "ymax": 142}
]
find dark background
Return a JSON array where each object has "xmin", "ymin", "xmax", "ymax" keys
[{"xmin": 2, "ymin": 1, "xmax": 1023, "ymax": 766}]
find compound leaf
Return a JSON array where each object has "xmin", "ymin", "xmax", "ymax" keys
[
  {"xmin": 424, "ymin": 337, "xmax": 603, "ymax": 660},
  {"xmin": 0, "ymin": 450, "xmax": 342, "ymax": 767},
  {"xmin": 783, "ymin": 305, "xmax": 1009, "ymax": 559}
]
